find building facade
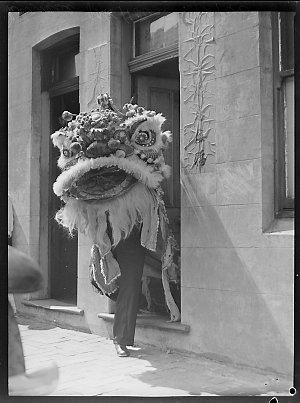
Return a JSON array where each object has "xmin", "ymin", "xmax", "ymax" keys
[{"xmin": 8, "ymin": 11, "xmax": 294, "ymax": 377}]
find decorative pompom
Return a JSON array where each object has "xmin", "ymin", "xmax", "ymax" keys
[
  {"xmin": 70, "ymin": 142, "xmax": 82, "ymax": 154},
  {"xmin": 161, "ymin": 164, "xmax": 171, "ymax": 179},
  {"xmin": 162, "ymin": 131, "xmax": 173, "ymax": 143},
  {"xmin": 62, "ymin": 111, "xmax": 73, "ymax": 122},
  {"xmin": 126, "ymin": 110, "xmax": 135, "ymax": 118},
  {"xmin": 51, "ymin": 131, "xmax": 67, "ymax": 149},
  {"xmin": 97, "ymin": 93, "xmax": 110, "ymax": 109},
  {"xmin": 91, "ymin": 112, "xmax": 101, "ymax": 121},
  {"xmin": 146, "ymin": 111, "xmax": 156, "ymax": 117}
]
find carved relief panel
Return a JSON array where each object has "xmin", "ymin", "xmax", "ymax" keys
[{"xmin": 179, "ymin": 12, "xmax": 216, "ymax": 173}]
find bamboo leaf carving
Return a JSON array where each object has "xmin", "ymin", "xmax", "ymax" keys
[{"xmin": 182, "ymin": 12, "xmax": 216, "ymax": 172}]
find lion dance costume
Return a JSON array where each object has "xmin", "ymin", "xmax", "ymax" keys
[{"xmin": 51, "ymin": 94, "xmax": 180, "ymax": 323}]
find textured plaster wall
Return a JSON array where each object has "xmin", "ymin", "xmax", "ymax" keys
[{"xmin": 179, "ymin": 11, "xmax": 293, "ymax": 375}]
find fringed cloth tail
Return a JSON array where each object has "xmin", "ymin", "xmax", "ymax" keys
[
  {"xmin": 158, "ymin": 194, "xmax": 181, "ymax": 322},
  {"xmin": 89, "ymin": 245, "xmax": 120, "ymax": 295}
]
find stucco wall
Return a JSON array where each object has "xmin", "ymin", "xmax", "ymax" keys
[{"xmin": 179, "ymin": 11, "xmax": 293, "ymax": 375}]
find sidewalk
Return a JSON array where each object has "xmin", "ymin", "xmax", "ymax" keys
[{"xmin": 17, "ymin": 315, "xmax": 291, "ymax": 397}]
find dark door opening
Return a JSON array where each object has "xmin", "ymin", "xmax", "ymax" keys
[
  {"xmin": 133, "ymin": 58, "xmax": 181, "ymax": 316},
  {"xmin": 49, "ymin": 90, "xmax": 79, "ymax": 303}
]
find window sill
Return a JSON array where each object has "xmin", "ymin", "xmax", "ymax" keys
[
  {"xmin": 22, "ymin": 299, "xmax": 84, "ymax": 315},
  {"xmin": 98, "ymin": 312, "xmax": 190, "ymax": 333},
  {"xmin": 264, "ymin": 217, "xmax": 294, "ymax": 235},
  {"xmin": 128, "ymin": 44, "xmax": 178, "ymax": 73}
]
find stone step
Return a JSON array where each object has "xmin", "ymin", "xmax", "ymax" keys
[{"xmin": 21, "ymin": 299, "xmax": 90, "ymax": 333}]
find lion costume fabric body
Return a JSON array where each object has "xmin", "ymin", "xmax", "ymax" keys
[{"xmin": 51, "ymin": 94, "xmax": 180, "ymax": 321}]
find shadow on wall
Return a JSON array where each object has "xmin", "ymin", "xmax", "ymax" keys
[{"xmin": 177, "ymin": 169, "xmax": 293, "ymax": 375}]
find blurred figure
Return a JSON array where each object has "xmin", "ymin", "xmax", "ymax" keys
[
  {"xmin": 8, "ymin": 246, "xmax": 59, "ymax": 396},
  {"xmin": 8, "ymin": 195, "xmax": 16, "ymax": 314},
  {"xmin": 8, "ymin": 195, "xmax": 13, "ymax": 246}
]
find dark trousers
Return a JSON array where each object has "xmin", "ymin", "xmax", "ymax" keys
[{"xmin": 111, "ymin": 226, "xmax": 145, "ymax": 346}]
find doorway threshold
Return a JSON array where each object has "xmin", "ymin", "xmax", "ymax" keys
[
  {"xmin": 98, "ymin": 312, "xmax": 190, "ymax": 333},
  {"xmin": 22, "ymin": 299, "xmax": 84, "ymax": 316},
  {"xmin": 20, "ymin": 298, "xmax": 90, "ymax": 333}
]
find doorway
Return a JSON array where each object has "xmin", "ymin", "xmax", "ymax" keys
[
  {"xmin": 49, "ymin": 90, "xmax": 79, "ymax": 303},
  {"xmin": 133, "ymin": 58, "xmax": 181, "ymax": 315}
]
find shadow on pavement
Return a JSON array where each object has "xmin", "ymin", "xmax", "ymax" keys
[
  {"xmin": 126, "ymin": 344, "xmax": 292, "ymax": 397},
  {"xmin": 17, "ymin": 315, "xmax": 56, "ymax": 330}
]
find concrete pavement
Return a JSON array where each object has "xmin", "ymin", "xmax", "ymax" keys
[{"xmin": 16, "ymin": 314, "xmax": 292, "ymax": 397}]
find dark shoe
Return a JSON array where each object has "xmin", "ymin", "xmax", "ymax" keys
[
  {"xmin": 114, "ymin": 342, "xmax": 130, "ymax": 357},
  {"xmin": 8, "ymin": 246, "xmax": 43, "ymax": 293}
]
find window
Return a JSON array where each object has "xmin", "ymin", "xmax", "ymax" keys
[
  {"xmin": 134, "ymin": 12, "xmax": 178, "ymax": 57},
  {"xmin": 273, "ymin": 12, "xmax": 295, "ymax": 217},
  {"xmin": 41, "ymin": 34, "xmax": 79, "ymax": 95},
  {"xmin": 129, "ymin": 13, "xmax": 179, "ymax": 74}
]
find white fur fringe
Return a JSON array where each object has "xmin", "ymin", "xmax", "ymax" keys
[
  {"xmin": 55, "ymin": 182, "xmax": 160, "ymax": 252},
  {"xmin": 53, "ymin": 154, "xmax": 169, "ymax": 197}
]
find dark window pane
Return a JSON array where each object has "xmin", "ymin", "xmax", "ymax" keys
[
  {"xmin": 280, "ymin": 12, "xmax": 295, "ymax": 71},
  {"xmin": 135, "ymin": 13, "xmax": 178, "ymax": 56},
  {"xmin": 58, "ymin": 50, "xmax": 77, "ymax": 82}
]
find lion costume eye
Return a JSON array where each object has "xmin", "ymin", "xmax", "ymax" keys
[
  {"xmin": 134, "ymin": 129, "xmax": 156, "ymax": 147},
  {"xmin": 131, "ymin": 121, "xmax": 158, "ymax": 149}
]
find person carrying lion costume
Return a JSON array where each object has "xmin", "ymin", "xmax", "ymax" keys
[{"xmin": 51, "ymin": 94, "xmax": 180, "ymax": 357}]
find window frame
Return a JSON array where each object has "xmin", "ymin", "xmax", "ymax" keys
[{"xmin": 272, "ymin": 11, "xmax": 295, "ymax": 219}]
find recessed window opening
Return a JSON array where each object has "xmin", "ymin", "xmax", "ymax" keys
[{"xmin": 273, "ymin": 12, "xmax": 294, "ymax": 217}]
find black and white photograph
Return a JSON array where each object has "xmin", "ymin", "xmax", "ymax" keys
[{"xmin": 5, "ymin": 2, "xmax": 297, "ymax": 398}]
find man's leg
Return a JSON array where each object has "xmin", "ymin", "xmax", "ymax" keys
[{"xmin": 112, "ymin": 226, "xmax": 145, "ymax": 347}]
